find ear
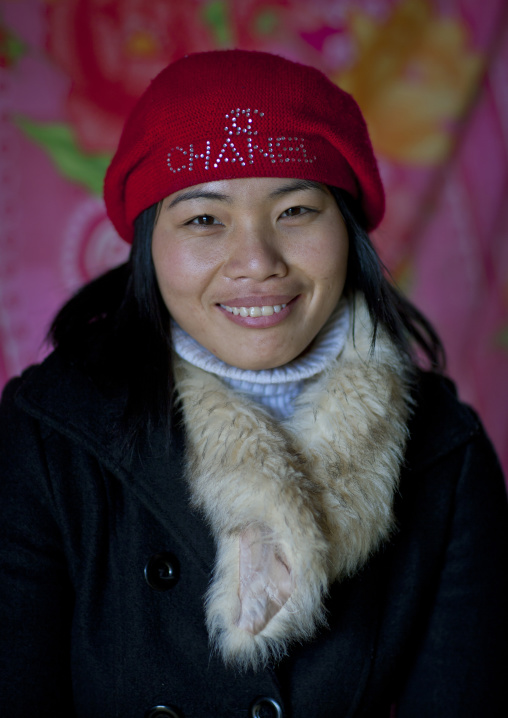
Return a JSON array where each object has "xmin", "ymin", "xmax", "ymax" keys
[{"xmin": 236, "ymin": 524, "xmax": 293, "ymax": 635}]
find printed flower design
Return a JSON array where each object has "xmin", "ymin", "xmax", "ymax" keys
[
  {"xmin": 45, "ymin": 0, "xmax": 215, "ymax": 152},
  {"xmin": 334, "ymin": 0, "xmax": 483, "ymax": 164},
  {"xmin": 60, "ymin": 197, "xmax": 129, "ymax": 292}
]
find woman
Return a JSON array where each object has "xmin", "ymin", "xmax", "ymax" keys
[{"xmin": 0, "ymin": 50, "xmax": 507, "ymax": 718}]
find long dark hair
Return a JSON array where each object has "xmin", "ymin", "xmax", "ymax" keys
[
  {"xmin": 49, "ymin": 189, "xmax": 444, "ymax": 444},
  {"xmin": 331, "ymin": 189, "xmax": 444, "ymax": 369}
]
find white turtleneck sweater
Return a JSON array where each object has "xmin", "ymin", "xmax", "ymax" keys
[{"xmin": 171, "ymin": 300, "xmax": 350, "ymax": 420}]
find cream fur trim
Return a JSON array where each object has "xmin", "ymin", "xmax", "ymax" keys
[{"xmin": 173, "ymin": 296, "xmax": 413, "ymax": 670}]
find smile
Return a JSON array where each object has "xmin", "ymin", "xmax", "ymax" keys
[{"xmin": 220, "ymin": 303, "xmax": 287, "ymax": 317}]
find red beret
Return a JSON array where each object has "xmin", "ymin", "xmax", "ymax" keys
[{"xmin": 104, "ymin": 49, "xmax": 385, "ymax": 243}]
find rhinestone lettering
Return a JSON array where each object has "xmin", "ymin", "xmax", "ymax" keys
[{"xmin": 167, "ymin": 110, "xmax": 317, "ymax": 173}]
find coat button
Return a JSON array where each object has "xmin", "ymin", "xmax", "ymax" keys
[
  {"xmin": 144, "ymin": 552, "xmax": 180, "ymax": 591},
  {"xmin": 145, "ymin": 706, "xmax": 183, "ymax": 718},
  {"xmin": 249, "ymin": 696, "xmax": 284, "ymax": 718}
]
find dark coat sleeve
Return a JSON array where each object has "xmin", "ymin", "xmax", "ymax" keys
[
  {"xmin": 395, "ymin": 426, "xmax": 508, "ymax": 717},
  {"xmin": 0, "ymin": 377, "xmax": 75, "ymax": 716}
]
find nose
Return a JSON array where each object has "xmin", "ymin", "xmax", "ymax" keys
[{"xmin": 223, "ymin": 223, "xmax": 288, "ymax": 281}]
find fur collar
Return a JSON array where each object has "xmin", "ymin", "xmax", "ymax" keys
[{"xmin": 173, "ymin": 296, "xmax": 413, "ymax": 670}]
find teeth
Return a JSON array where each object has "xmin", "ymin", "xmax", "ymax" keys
[{"xmin": 221, "ymin": 303, "xmax": 287, "ymax": 317}]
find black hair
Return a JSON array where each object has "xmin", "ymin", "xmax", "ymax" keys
[
  {"xmin": 331, "ymin": 188, "xmax": 445, "ymax": 370},
  {"xmin": 49, "ymin": 202, "xmax": 173, "ymax": 445},
  {"xmin": 48, "ymin": 189, "xmax": 444, "ymax": 445}
]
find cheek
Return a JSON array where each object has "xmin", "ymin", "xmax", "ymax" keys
[
  {"xmin": 331, "ymin": 241, "xmax": 349, "ymax": 288},
  {"xmin": 152, "ymin": 252, "xmax": 185, "ymax": 311},
  {"xmin": 308, "ymin": 232, "xmax": 349, "ymax": 292},
  {"xmin": 152, "ymin": 234, "xmax": 205, "ymax": 309}
]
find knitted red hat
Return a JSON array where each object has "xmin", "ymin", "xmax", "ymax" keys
[{"xmin": 104, "ymin": 49, "xmax": 384, "ymax": 243}]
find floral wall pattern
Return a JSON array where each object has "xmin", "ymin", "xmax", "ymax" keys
[{"xmin": 1, "ymin": 0, "xmax": 507, "ymax": 475}]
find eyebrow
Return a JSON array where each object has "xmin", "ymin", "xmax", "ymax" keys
[
  {"xmin": 166, "ymin": 189, "xmax": 233, "ymax": 209},
  {"xmin": 267, "ymin": 179, "xmax": 327, "ymax": 198},
  {"xmin": 165, "ymin": 179, "xmax": 327, "ymax": 210}
]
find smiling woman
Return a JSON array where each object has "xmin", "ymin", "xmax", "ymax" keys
[{"xmin": 0, "ymin": 50, "xmax": 507, "ymax": 718}]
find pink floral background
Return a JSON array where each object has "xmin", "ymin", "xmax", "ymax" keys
[{"xmin": 1, "ymin": 0, "xmax": 507, "ymax": 477}]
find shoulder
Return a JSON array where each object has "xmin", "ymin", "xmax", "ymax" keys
[
  {"xmin": 401, "ymin": 370, "xmax": 506, "ymax": 527},
  {"xmin": 0, "ymin": 349, "xmax": 127, "ymax": 463},
  {"xmin": 1, "ymin": 348, "xmax": 183, "ymax": 483},
  {"xmin": 399, "ymin": 370, "xmax": 506, "ymax": 541},
  {"xmin": 405, "ymin": 370, "xmax": 486, "ymax": 470}
]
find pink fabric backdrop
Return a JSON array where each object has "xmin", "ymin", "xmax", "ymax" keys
[{"xmin": 1, "ymin": 0, "xmax": 507, "ymax": 475}]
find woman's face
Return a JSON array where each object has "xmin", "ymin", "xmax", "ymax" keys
[{"xmin": 152, "ymin": 177, "xmax": 349, "ymax": 370}]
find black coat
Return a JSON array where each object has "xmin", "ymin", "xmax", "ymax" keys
[{"xmin": 0, "ymin": 351, "xmax": 507, "ymax": 718}]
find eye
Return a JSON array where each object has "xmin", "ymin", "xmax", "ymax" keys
[
  {"xmin": 187, "ymin": 214, "xmax": 220, "ymax": 226},
  {"xmin": 280, "ymin": 206, "xmax": 312, "ymax": 218}
]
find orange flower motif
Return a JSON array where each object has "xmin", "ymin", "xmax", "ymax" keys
[{"xmin": 334, "ymin": 0, "xmax": 483, "ymax": 164}]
